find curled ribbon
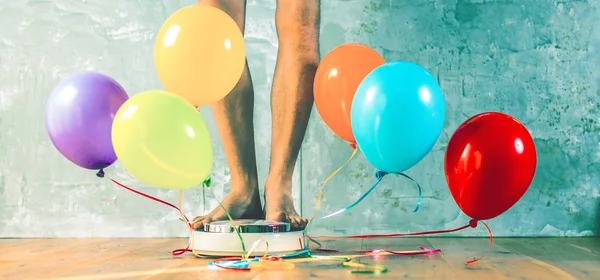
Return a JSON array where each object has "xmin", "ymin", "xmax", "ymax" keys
[
  {"xmin": 305, "ymin": 146, "xmax": 422, "ymax": 229},
  {"xmin": 306, "ymin": 146, "xmax": 359, "ymax": 228},
  {"xmin": 316, "ymin": 170, "xmax": 422, "ymax": 221},
  {"xmin": 101, "ymin": 146, "xmax": 493, "ymax": 274}
]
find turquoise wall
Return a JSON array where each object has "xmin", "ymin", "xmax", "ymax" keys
[{"xmin": 0, "ymin": 0, "xmax": 597, "ymax": 237}]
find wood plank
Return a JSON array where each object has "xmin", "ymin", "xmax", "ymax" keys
[
  {"xmin": 0, "ymin": 238, "xmax": 103, "ymax": 262},
  {"xmin": 0, "ymin": 238, "xmax": 115, "ymax": 278},
  {"xmin": 0, "ymin": 238, "xmax": 598, "ymax": 279},
  {"xmin": 0, "ymin": 238, "xmax": 168, "ymax": 279},
  {"xmin": 561, "ymin": 237, "xmax": 600, "ymax": 255},
  {"xmin": 152, "ymin": 237, "xmax": 365, "ymax": 280},
  {"xmin": 39, "ymin": 239, "xmax": 182, "ymax": 280},
  {"xmin": 252, "ymin": 237, "xmax": 364, "ymax": 280},
  {"xmin": 496, "ymin": 238, "xmax": 600, "ymax": 280},
  {"xmin": 359, "ymin": 237, "xmax": 453, "ymax": 279},
  {"xmin": 0, "ymin": 238, "xmax": 42, "ymax": 247},
  {"xmin": 428, "ymin": 237, "xmax": 582, "ymax": 280},
  {"xmin": 144, "ymin": 242, "xmax": 260, "ymax": 280}
]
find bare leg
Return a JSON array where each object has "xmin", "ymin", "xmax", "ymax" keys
[
  {"xmin": 192, "ymin": 0, "xmax": 263, "ymax": 230},
  {"xmin": 264, "ymin": 0, "xmax": 320, "ymax": 230}
]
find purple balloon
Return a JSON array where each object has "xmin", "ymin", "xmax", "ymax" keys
[{"xmin": 45, "ymin": 71, "xmax": 128, "ymax": 170}]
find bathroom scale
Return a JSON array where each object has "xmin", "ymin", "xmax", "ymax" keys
[{"xmin": 191, "ymin": 219, "xmax": 305, "ymax": 256}]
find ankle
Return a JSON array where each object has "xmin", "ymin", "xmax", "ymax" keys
[
  {"xmin": 265, "ymin": 177, "xmax": 293, "ymax": 196},
  {"xmin": 230, "ymin": 176, "xmax": 259, "ymax": 194}
]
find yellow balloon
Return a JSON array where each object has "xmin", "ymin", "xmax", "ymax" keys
[
  {"xmin": 154, "ymin": 4, "xmax": 246, "ymax": 107},
  {"xmin": 112, "ymin": 90, "xmax": 213, "ymax": 190}
]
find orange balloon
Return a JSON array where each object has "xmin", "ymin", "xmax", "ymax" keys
[
  {"xmin": 154, "ymin": 5, "xmax": 246, "ymax": 107},
  {"xmin": 313, "ymin": 44, "xmax": 385, "ymax": 143}
]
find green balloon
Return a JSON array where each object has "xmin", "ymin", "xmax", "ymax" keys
[{"xmin": 112, "ymin": 90, "xmax": 213, "ymax": 190}]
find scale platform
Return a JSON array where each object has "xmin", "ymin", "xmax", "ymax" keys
[{"xmin": 191, "ymin": 219, "xmax": 305, "ymax": 257}]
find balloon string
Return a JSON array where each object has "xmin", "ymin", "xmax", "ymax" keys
[
  {"xmin": 314, "ymin": 170, "xmax": 423, "ymax": 222},
  {"xmin": 208, "ymin": 246, "xmax": 441, "ymax": 274},
  {"xmin": 315, "ymin": 246, "xmax": 441, "ymax": 256},
  {"xmin": 343, "ymin": 261, "xmax": 388, "ymax": 274},
  {"xmin": 103, "ymin": 177, "xmax": 398, "ymax": 274},
  {"xmin": 285, "ymin": 256, "xmax": 388, "ymax": 275},
  {"xmin": 309, "ymin": 219, "xmax": 477, "ymax": 239},
  {"xmin": 246, "ymin": 239, "xmax": 269, "ymax": 259},
  {"xmin": 109, "ymin": 179, "xmax": 188, "ymax": 223},
  {"xmin": 306, "ymin": 147, "xmax": 358, "ymax": 228},
  {"xmin": 202, "ymin": 183, "xmax": 206, "ymax": 213},
  {"xmin": 307, "ymin": 218, "xmax": 492, "ymax": 264},
  {"xmin": 396, "ymin": 172, "xmax": 423, "ymax": 212},
  {"xmin": 317, "ymin": 175, "xmax": 383, "ymax": 220},
  {"xmin": 107, "ymin": 175, "xmax": 490, "ymax": 267},
  {"xmin": 466, "ymin": 220, "xmax": 493, "ymax": 265},
  {"xmin": 210, "ymin": 188, "xmax": 249, "ymax": 259},
  {"xmin": 108, "ymin": 179, "xmax": 195, "ymax": 256},
  {"xmin": 177, "ymin": 190, "xmax": 203, "ymax": 258},
  {"xmin": 211, "ymin": 257, "xmax": 252, "ymax": 271},
  {"xmin": 280, "ymin": 247, "xmax": 438, "ymax": 274},
  {"xmin": 109, "ymin": 177, "xmax": 248, "ymax": 259}
]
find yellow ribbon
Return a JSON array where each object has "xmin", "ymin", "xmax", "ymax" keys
[
  {"xmin": 306, "ymin": 147, "xmax": 358, "ymax": 228},
  {"xmin": 177, "ymin": 190, "xmax": 203, "ymax": 258}
]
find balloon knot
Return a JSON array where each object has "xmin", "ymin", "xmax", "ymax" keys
[
  {"xmin": 203, "ymin": 178, "xmax": 212, "ymax": 188},
  {"xmin": 375, "ymin": 171, "xmax": 388, "ymax": 180},
  {"xmin": 96, "ymin": 169, "xmax": 105, "ymax": 178},
  {"xmin": 349, "ymin": 143, "xmax": 357, "ymax": 150},
  {"xmin": 469, "ymin": 219, "xmax": 478, "ymax": 228}
]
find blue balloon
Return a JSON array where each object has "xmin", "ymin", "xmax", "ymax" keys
[{"xmin": 351, "ymin": 61, "xmax": 445, "ymax": 173}]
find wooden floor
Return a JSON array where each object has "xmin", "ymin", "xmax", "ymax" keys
[{"xmin": 0, "ymin": 237, "xmax": 598, "ymax": 279}]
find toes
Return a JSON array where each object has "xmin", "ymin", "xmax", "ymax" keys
[
  {"xmin": 192, "ymin": 217, "xmax": 211, "ymax": 230},
  {"xmin": 191, "ymin": 221, "xmax": 203, "ymax": 230},
  {"xmin": 192, "ymin": 216, "xmax": 204, "ymax": 224},
  {"xmin": 265, "ymin": 212, "xmax": 309, "ymax": 230},
  {"xmin": 191, "ymin": 216, "xmax": 204, "ymax": 230},
  {"xmin": 300, "ymin": 217, "xmax": 308, "ymax": 229},
  {"xmin": 191, "ymin": 216, "xmax": 203, "ymax": 230},
  {"xmin": 290, "ymin": 217, "xmax": 300, "ymax": 230},
  {"xmin": 289, "ymin": 216, "xmax": 308, "ymax": 230}
]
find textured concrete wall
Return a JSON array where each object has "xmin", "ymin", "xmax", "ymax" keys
[{"xmin": 0, "ymin": 0, "xmax": 598, "ymax": 237}]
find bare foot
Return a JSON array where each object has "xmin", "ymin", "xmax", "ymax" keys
[
  {"xmin": 192, "ymin": 187, "xmax": 263, "ymax": 230},
  {"xmin": 264, "ymin": 181, "xmax": 307, "ymax": 230}
]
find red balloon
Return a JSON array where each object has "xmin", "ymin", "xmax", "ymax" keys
[{"xmin": 444, "ymin": 112, "xmax": 537, "ymax": 220}]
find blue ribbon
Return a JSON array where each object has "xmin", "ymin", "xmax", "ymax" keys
[
  {"xmin": 317, "ymin": 170, "xmax": 422, "ymax": 221},
  {"xmin": 209, "ymin": 259, "xmax": 254, "ymax": 269},
  {"xmin": 209, "ymin": 251, "xmax": 311, "ymax": 270},
  {"xmin": 279, "ymin": 249, "xmax": 311, "ymax": 259}
]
